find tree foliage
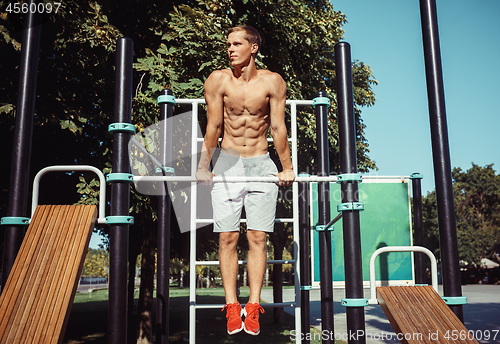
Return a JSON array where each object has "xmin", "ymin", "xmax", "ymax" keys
[{"xmin": 422, "ymin": 164, "xmax": 500, "ymax": 265}]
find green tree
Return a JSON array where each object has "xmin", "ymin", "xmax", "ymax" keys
[{"xmin": 422, "ymin": 164, "xmax": 500, "ymax": 265}]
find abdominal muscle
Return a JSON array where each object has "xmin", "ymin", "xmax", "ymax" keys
[{"xmin": 220, "ymin": 109, "xmax": 270, "ymax": 158}]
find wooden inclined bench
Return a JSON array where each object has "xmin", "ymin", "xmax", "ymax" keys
[
  {"xmin": 0, "ymin": 205, "xmax": 97, "ymax": 344},
  {"xmin": 377, "ymin": 285, "xmax": 478, "ymax": 344}
]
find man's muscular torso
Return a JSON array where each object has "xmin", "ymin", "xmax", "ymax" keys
[{"xmin": 215, "ymin": 69, "xmax": 279, "ymax": 158}]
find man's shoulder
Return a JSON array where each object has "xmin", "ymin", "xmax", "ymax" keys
[
  {"xmin": 207, "ymin": 69, "xmax": 232, "ymax": 81},
  {"xmin": 258, "ymin": 69, "xmax": 285, "ymax": 84}
]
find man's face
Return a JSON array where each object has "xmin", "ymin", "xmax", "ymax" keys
[{"xmin": 227, "ymin": 31, "xmax": 257, "ymax": 67}]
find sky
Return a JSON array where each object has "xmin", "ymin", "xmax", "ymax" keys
[
  {"xmin": 331, "ymin": 0, "xmax": 500, "ymax": 195},
  {"xmin": 89, "ymin": 0, "xmax": 500, "ymax": 249}
]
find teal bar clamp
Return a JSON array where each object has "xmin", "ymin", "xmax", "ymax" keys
[
  {"xmin": 341, "ymin": 298, "xmax": 369, "ymax": 307},
  {"xmin": 314, "ymin": 224, "xmax": 334, "ymax": 232},
  {"xmin": 0, "ymin": 217, "xmax": 30, "ymax": 225},
  {"xmin": 410, "ymin": 173, "xmax": 423, "ymax": 179},
  {"xmin": 337, "ymin": 173, "xmax": 362, "ymax": 183},
  {"xmin": 106, "ymin": 216, "xmax": 134, "ymax": 225},
  {"xmin": 300, "ymin": 286, "xmax": 312, "ymax": 291},
  {"xmin": 337, "ymin": 202, "xmax": 364, "ymax": 212},
  {"xmin": 155, "ymin": 166, "xmax": 175, "ymax": 174},
  {"xmin": 157, "ymin": 94, "xmax": 176, "ymax": 105},
  {"xmin": 312, "ymin": 96, "xmax": 330, "ymax": 108},
  {"xmin": 108, "ymin": 123, "xmax": 136, "ymax": 134},
  {"xmin": 106, "ymin": 173, "xmax": 135, "ymax": 183},
  {"xmin": 441, "ymin": 296, "xmax": 467, "ymax": 305}
]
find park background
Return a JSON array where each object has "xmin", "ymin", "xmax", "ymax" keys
[{"xmin": 0, "ymin": 0, "xmax": 499, "ymax": 343}]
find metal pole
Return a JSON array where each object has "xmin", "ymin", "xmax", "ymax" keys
[
  {"xmin": 108, "ymin": 37, "xmax": 134, "ymax": 344},
  {"xmin": 298, "ymin": 175, "xmax": 310, "ymax": 344},
  {"xmin": 335, "ymin": 42, "xmax": 366, "ymax": 344},
  {"xmin": 419, "ymin": 0, "xmax": 463, "ymax": 321},
  {"xmin": 156, "ymin": 89, "xmax": 174, "ymax": 344},
  {"xmin": 410, "ymin": 173, "xmax": 426, "ymax": 284},
  {"xmin": 315, "ymin": 90, "xmax": 334, "ymax": 344},
  {"xmin": 1, "ymin": 0, "xmax": 42, "ymax": 292}
]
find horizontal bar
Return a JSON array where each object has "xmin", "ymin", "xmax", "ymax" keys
[
  {"xmin": 133, "ymin": 175, "xmax": 412, "ymax": 183},
  {"xmin": 134, "ymin": 175, "xmax": 337, "ymax": 183},
  {"xmin": 195, "ymin": 218, "xmax": 294, "ymax": 224},
  {"xmin": 195, "ymin": 260, "xmax": 295, "ymax": 266},
  {"xmin": 192, "ymin": 302, "xmax": 296, "ymax": 309},
  {"xmin": 175, "ymin": 99, "xmax": 314, "ymax": 106}
]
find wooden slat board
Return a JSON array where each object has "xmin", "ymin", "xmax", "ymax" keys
[
  {"xmin": 377, "ymin": 285, "xmax": 479, "ymax": 344},
  {"xmin": 0, "ymin": 205, "xmax": 97, "ymax": 344}
]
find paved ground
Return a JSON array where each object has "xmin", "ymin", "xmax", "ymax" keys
[{"xmin": 260, "ymin": 284, "xmax": 500, "ymax": 343}]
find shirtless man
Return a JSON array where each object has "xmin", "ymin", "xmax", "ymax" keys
[{"xmin": 195, "ymin": 26, "xmax": 295, "ymax": 335}]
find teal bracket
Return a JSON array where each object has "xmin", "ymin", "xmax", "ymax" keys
[
  {"xmin": 106, "ymin": 173, "xmax": 135, "ymax": 183},
  {"xmin": 155, "ymin": 166, "xmax": 175, "ymax": 174},
  {"xmin": 410, "ymin": 173, "xmax": 423, "ymax": 179},
  {"xmin": 300, "ymin": 286, "xmax": 312, "ymax": 291},
  {"xmin": 441, "ymin": 296, "xmax": 467, "ymax": 305},
  {"xmin": 157, "ymin": 94, "xmax": 176, "ymax": 105},
  {"xmin": 312, "ymin": 96, "xmax": 330, "ymax": 108},
  {"xmin": 337, "ymin": 202, "xmax": 364, "ymax": 212},
  {"xmin": 314, "ymin": 224, "xmax": 334, "ymax": 232},
  {"xmin": 337, "ymin": 173, "xmax": 362, "ymax": 184},
  {"xmin": 106, "ymin": 216, "xmax": 134, "ymax": 225},
  {"xmin": 108, "ymin": 123, "xmax": 136, "ymax": 134},
  {"xmin": 341, "ymin": 298, "xmax": 369, "ymax": 307},
  {"xmin": 1, "ymin": 217, "xmax": 30, "ymax": 225}
]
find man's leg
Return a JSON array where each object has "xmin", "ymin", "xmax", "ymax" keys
[
  {"xmin": 246, "ymin": 229, "xmax": 267, "ymax": 303},
  {"xmin": 219, "ymin": 231, "xmax": 240, "ymax": 304}
]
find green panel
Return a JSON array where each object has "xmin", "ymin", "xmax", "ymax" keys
[{"xmin": 312, "ymin": 181, "xmax": 413, "ymax": 283}]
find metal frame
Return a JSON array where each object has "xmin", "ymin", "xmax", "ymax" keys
[
  {"xmin": 31, "ymin": 165, "xmax": 107, "ymax": 224},
  {"xmin": 175, "ymin": 98, "xmax": 316, "ymax": 344},
  {"xmin": 368, "ymin": 245, "xmax": 438, "ymax": 305}
]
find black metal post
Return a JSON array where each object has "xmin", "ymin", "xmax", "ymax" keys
[
  {"xmin": 411, "ymin": 173, "xmax": 426, "ymax": 284},
  {"xmin": 419, "ymin": 0, "xmax": 463, "ymax": 321},
  {"xmin": 156, "ymin": 89, "xmax": 174, "ymax": 344},
  {"xmin": 298, "ymin": 175, "xmax": 310, "ymax": 344},
  {"xmin": 335, "ymin": 42, "xmax": 366, "ymax": 344},
  {"xmin": 1, "ymin": 0, "xmax": 42, "ymax": 292},
  {"xmin": 108, "ymin": 37, "xmax": 134, "ymax": 344},
  {"xmin": 315, "ymin": 90, "xmax": 334, "ymax": 343}
]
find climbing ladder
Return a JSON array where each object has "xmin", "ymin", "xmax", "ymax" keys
[{"xmin": 176, "ymin": 98, "xmax": 315, "ymax": 344}]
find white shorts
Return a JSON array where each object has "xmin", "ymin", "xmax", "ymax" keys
[{"xmin": 211, "ymin": 151, "xmax": 279, "ymax": 233}]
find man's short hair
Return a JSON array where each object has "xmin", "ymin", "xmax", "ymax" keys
[{"xmin": 228, "ymin": 26, "xmax": 261, "ymax": 53}]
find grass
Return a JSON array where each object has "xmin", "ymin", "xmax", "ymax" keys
[{"xmin": 62, "ymin": 286, "xmax": 341, "ymax": 344}]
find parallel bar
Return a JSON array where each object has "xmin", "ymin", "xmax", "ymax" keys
[
  {"xmin": 299, "ymin": 178, "xmax": 311, "ymax": 344},
  {"xmin": 2, "ymin": 0, "xmax": 42, "ymax": 291},
  {"xmin": 336, "ymin": 41, "xmax": 366, "ymax": 344},
  {"xmin": 419, "ymin": 0, "xmax": 463, "ymax": 321},
  {"xmin": 108, "ymin": 37, "xmax": 133, "ymax": 344},
  {"xmin": 156, "ymin": 89, "xmax": 174, "ymax": 344},
  {"xmin": 193, "ymin": 302, "xmax": 296, "ymax": 309},
  {"xmin": 189, "ymin": 100, "xmax": 198, "ymax": 344},
  {"xmin": 315, "ymin": 90, "xmax": 334, "ymax": 344},
  {"xmin": 411, "ymin": 174, "xmax": 426, "ymax": 284},
  {"xmin": 195, "ymin": 260, "xmax": 295, "ymax": 266},
  {"xmin": 195, "ymin": 218, "xmax": 294, "ymax": 224}
]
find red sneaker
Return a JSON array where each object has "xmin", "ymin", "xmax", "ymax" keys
[
  {"xmin": 221, "ymin": 303, "xmax": 244, "ymax": 335},
  {"xmin": 243, "ymin": 303, "xmax": 265, "ymax": 335}
]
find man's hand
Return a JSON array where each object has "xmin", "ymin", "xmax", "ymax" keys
[
  {"xmin": 276, "ymin": 169, "xmax": 295, "ymax": 187},
  {"xmin": 196, "ymin": 168, "xmax": 215, "ymax": 186}
]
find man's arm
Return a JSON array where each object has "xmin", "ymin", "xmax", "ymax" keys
[
  {"xmin": 269, "ymin": 73, "xmax": 295, "ymax": 186},
  {"xmin": 196, "ymin": 71, "xmax": 225, "ymax": 182}
]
